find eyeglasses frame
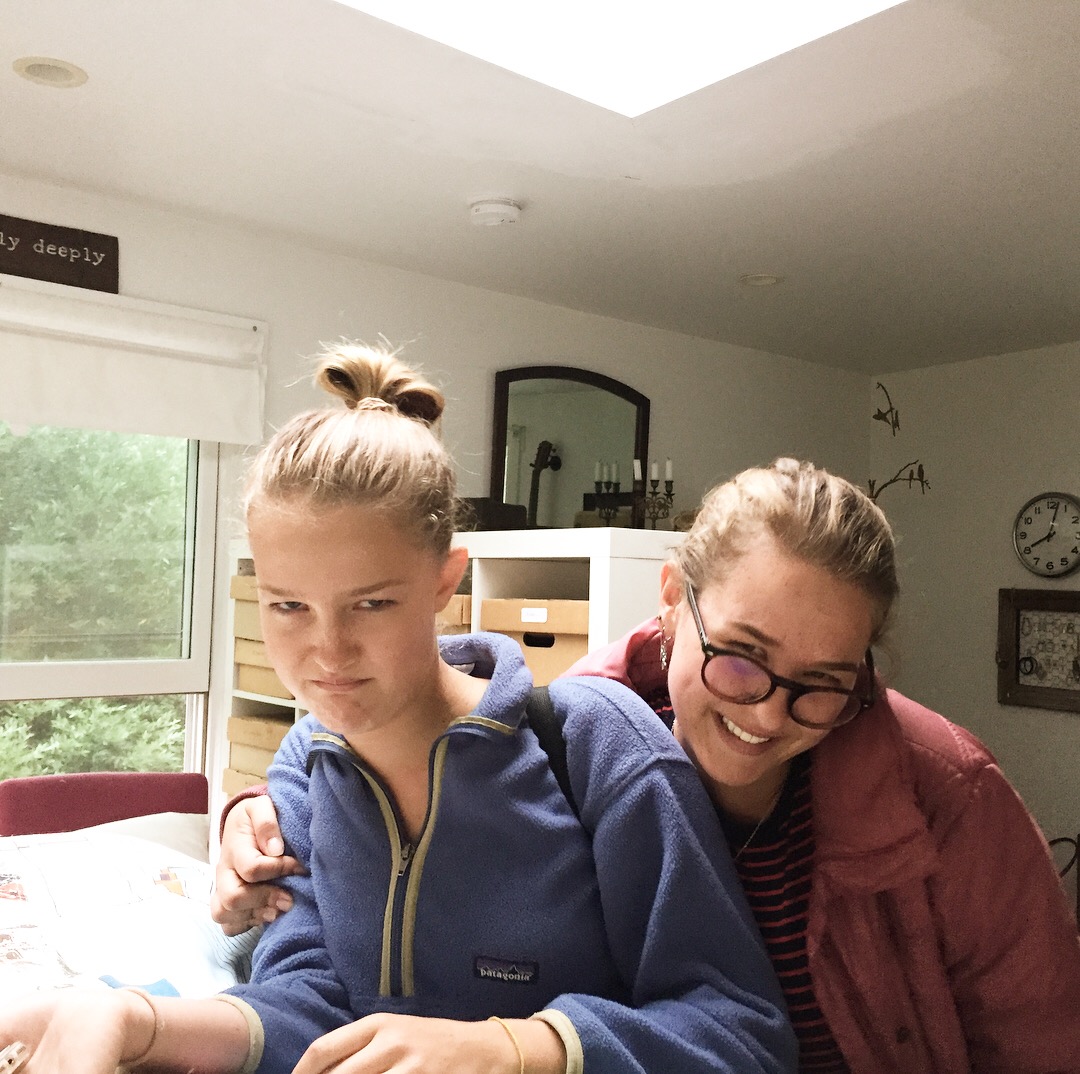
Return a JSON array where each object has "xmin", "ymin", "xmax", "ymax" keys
[{"xmin": 684, "ymin": 583, "xmax": 875, "ymax": 729}]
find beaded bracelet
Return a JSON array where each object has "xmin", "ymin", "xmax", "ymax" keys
[{"xmin": 488, "ymin": 1016, "xmax": 525, "ymax": 1074}]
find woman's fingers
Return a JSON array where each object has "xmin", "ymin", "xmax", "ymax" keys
[
  {"xmin": 212, "ymin": 796, "xmax": 303, "ymax": 932},
  {"xmin": 248, "ymin": 794, "xmax": 287, "ymax": 859}
]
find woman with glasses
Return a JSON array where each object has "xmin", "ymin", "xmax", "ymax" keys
[
  {"xmin": 573, "ymin": 458, "xmax": 1080, "ymax": 1073},
  {"xmin": 213, "ymin": 458, "xmax": 1080, "ymax": 1073}
]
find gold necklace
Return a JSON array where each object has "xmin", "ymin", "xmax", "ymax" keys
[{"xmin": 733, "ymin": 785, "xmax": 784, "ymax": 862}]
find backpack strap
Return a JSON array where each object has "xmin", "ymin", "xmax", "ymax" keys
[{"xmin": 525, "ymin": 685, "xmax": 579, "ymax": 819}]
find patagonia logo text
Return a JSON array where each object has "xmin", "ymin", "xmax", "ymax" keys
[{"xmin": 473, "ymin": 955, "xmax": 539, "ymax": 984}]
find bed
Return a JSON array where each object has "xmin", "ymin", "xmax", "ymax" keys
[{"xmin": 0, "ymin": 810, "xmax": 253, "ymax": 1004}]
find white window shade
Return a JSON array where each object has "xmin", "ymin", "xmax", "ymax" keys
[{"xmin": 0, "ymin": 275, "xmax": 266, "ymax": 444}]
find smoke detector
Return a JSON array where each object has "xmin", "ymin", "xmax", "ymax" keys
[{"xmin": 469, "ymin": 198, "xmax": 522, "ymax": 226}]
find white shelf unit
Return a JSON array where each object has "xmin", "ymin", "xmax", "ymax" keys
[
  {"xmin": 454, "ymin": 528, "xmax": 682, "ymax": 653},
  {"xmin": 217, "ymin": 544, "xmax": 306, "ymax": 799}
]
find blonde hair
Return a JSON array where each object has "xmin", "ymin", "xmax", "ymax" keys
[
  {"xmin": 673, "ymin": 458, "xmax": 898, "ymax": 642},
  {"xmin": 244, "ymin": 341, "xmax": 457, "ymax": 554}
]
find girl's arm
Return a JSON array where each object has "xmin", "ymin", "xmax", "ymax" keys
[{"xmin": 0, "ymin": 988, "xmax": 252, "ymax": 1074}]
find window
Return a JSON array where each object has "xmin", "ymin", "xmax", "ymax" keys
[
  {"xmin": 0, "ymin": 423, "xmax": 217, "ymax": 776},
  {"xmin": 0, "ymin": 275, "xmax": 266, "ymax": 779}
]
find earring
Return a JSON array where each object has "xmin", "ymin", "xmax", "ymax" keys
[{"xmin": 657, "ymin": 615, "xmax": 669, "ymax": 671}]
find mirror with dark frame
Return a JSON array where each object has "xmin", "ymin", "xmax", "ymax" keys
[{"xmin": 487, "ymin": 366, "xmax": 650, "ymax": 530}]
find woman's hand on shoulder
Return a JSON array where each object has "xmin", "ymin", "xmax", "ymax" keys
[
  {"xmin": 211, "ymin": 793, "xmax": 304, "ymax": 935},
  {"xmin": 292, "ymin": 1012, "xmax": 566, "ymax": 1074}
]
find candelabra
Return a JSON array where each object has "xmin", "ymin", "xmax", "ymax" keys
[
  {"xmin": 593, "ymin": 480, "xmax": 623, "ymax": 526},
  {"xmin": 641, "ymin": 478, "xmax": 675, "ymax": 529}
]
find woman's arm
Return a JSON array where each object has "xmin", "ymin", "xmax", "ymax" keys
[
  {"xmin": 930, "ymin": 762, "xmax": 1080, "ymax": 1072},
  {"xmin": 212, "ymin": 790, "xmax": 299, "ymax": 935}
]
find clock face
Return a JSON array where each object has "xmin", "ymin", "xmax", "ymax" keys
[{"xmin": 1013, "ymin": 492, "xmax": 1080, "ymax": 577}]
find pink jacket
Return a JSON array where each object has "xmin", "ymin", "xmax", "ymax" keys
[{"xmin": 567, "ymin": 619, "xmax": 1080, "ymax": 1074}]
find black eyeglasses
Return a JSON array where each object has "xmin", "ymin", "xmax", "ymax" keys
[{"xmin": 685, "ymin": 584, "xmax": 875, "ymax": 730}]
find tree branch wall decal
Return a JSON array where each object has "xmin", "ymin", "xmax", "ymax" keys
[{"xmin": 867, "ymin": 383, "xmax": 930, "ymax": 503}]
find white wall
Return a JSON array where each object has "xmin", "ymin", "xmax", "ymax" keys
[
  {"xmin": 0, "ymin": 172, "xmax": 868, "ymax": 506},
  {"xmin": 872, "ymin": 345, "xmax": 1080, "ymax": 901},
  {"xmin": 1, "ymin": 171, "xmax": 869, "ymax": 819}
]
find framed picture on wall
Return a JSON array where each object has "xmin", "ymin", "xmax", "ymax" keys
[{"xmin": 996, "ymin": 588, "xmax": 1080, "ymax": 712}]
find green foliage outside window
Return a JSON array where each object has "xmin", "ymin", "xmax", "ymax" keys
[
  {"xmin": 0, "ymin": 696, "xmax": 185, "ymax": 779},
  {"xmin": 0, "ymin": 424, "xmax": 189, "ymax": 662},
  {"xmin": 0, "ymin": 423, "xmax": 193, "ymax": 775}
]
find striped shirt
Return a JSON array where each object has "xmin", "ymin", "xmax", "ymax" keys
[{"xmin": 645, "ymin": 688, "xmax": 848, "ymax": 1073}]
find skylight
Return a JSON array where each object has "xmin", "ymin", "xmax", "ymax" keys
[{"xmin": 337, "ymin": 1, "xmax": 908, "ymax": 117}]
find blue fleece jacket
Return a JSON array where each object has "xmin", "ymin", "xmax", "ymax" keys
[{"xmin": 226, "ymin": 632, "xmax": 795, "ymax": 1074}]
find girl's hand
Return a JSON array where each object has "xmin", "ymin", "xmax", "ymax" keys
[
  {"xmin": 211, "ymin": 793, "xmax": 303, "ymax": 935},
  {"xmin": 0, "ymin": 989, "xmax": 151, "ymax": 1074},
  {"xmin": 293, "ymin": 1012, "xmax": 566, "ymax": 1074}
]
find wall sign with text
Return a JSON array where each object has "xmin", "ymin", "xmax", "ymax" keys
[{"xmin": 0, "ymin": 213, "xmax": 119, "ymax": 293}]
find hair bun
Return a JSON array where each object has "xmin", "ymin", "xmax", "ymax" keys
[{"xmin": 315, "ymin": 341, "xmax": 445, "ymax": 426}]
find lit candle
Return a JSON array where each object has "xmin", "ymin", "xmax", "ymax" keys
[
  {"xmin": 633, "ymin": 458, "xmax": 642, "ymax": 482},
  {"xmin": 650, "ymin": 460, "xmax": 658, "ymax": 481},
  {"xmin": 594, "ymin": 460, "xmax": 601, "ymax": 482},
  {"xmin": 611, "ymin": 461, "xmax": 619, "ymax": 483},
  {"xmin": 665, "ymin": 457, "xmax": 673, "ymax": 481}
]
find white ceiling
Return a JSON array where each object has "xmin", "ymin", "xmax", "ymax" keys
[{"xmin": 5, "ymin": 0, "xmax": 1080, "ymax": 374}]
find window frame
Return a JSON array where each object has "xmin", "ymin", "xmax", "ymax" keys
[{"xmin": 0, "ymin": 438, "xmax": 219, "ymax": 702}]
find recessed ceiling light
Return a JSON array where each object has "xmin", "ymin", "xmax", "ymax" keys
[
  {"xmin": 739, "ymin": 273, "xmax": 784, "ymax": 287},
  {"xmin": 13, "ymin": 56, "xmax": 88, "ymax": 89}
]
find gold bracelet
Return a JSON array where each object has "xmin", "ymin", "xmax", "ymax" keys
[
  {"xmin": 121, "ymin": 989, "xmax": 163, "ymax": 1068},
  {"xmin": 488, "ymin": 1016, "xmax": 525, "ymax": 1074}
]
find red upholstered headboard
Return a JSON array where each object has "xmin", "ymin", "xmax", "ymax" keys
[{"xmin": 0, "ymin": 771, "xmax": 209, "ymax": 836}]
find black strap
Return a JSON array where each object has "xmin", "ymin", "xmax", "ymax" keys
[{"xmin": 525, "ymin": 685, "xmax": 579, "ymax": 818}]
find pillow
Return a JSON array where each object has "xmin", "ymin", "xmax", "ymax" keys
[
  {"xmin": 0, "ymin": 819, "xmax": 253, "ymax": 1004},
  {"xmin": 82, "ymin": 810, "xmax": 211, "ymax": 863}
]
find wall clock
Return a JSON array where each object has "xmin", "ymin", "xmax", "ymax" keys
[{"xmin": 1012, "ymin": 492, "xmax": 1080, "ymax": 577}]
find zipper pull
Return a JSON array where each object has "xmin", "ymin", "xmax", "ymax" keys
[{"xmin": 398, "ymin": 842, "xmax": 414, "ymax": 875}]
